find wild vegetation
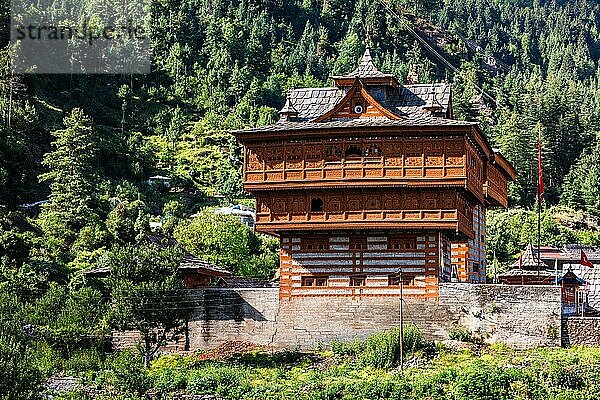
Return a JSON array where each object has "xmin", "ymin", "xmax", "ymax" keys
[
  {"xmin": 3, "ymin": 0, "xmax": 600, "ymax": 397},
  {"xmin": 42, "ymin": 329, "xmax": 600, "ymax": 400}
]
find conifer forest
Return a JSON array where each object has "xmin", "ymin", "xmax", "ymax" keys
[{"xmin": 3, "ymin": 0, "xmax": 600, "ymax": 397}]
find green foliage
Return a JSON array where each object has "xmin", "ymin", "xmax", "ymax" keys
[
  {"xmin": 331, "ymin": 325, "xmax": 424, "ymax": 369},
  {"xmin": 448, "ymin": 327, "xmax": 474, "ymax": 343},
  {"xmin": 452, "ymin": 361, "xmax": 522, "ymax": 400},
  {"xmin": 148, "ymin": 354, "xmax": 190, "ymax": 392},
  {"xmin": 0, "ymin": 211, "xmax": 49, "ymax": 297},
  {"xmin": 38, "ymin": 108, "xmax": 101, "ymax": 251},
  {"xmin": 86, "ymin": 346, "xmax": 600, "ymax": 400},
  {"xmin": 109, "ymin": 350, "xmax": 151, "ymax": 396},
  {"xmin": 562, "ymin": 140, "xmax": 600, "ymax": 217},
  {"xmin": 104, "ymin": 244, "xmax": 194, "ymax": 367},
  {"xmin": 486, "ymin": 206, "xmax": 600, "ymax": 273},
  {"xmin": 174, "ymin": 209, "xmax": 278, "ymax": 277},
  {"xmin": 438, "ymin": 0, "xmax": 600, "ymax": 206},
  {"xmin": 546, "ymin": 363, "xmax": 584, "ymax": 390},
  {"xmin": 186, "ymin": 365, "xmax": 249, "ymax": 395},
  {"xmin": 28, "ymin": 283, "xmax": 108, "ymax": 359},
  {"xmin": 0, "ymin": 293, "xmax": 44, "ymax": 400},
  {"xmin": 360, "ymin": 328, "xmax": 404, "ymax": 369},
  {"xmin": 62, "ymin": 348, "xmax": 103, "ymax": 374},
  {"xmin": 106, "ymin": 199, "xmax": 150, "ymax": 244}
]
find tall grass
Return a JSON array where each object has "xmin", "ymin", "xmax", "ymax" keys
[{"xmin": 331, "ymin": 325, "xmax": 424, "ymax": 369}]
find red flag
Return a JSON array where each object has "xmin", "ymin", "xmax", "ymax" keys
[
  {"xmin": 581, "ymin": 250, "xmax": 594, "ymax": 268},
  {"xmin": 538, "ymin": 129, "xmax": 544, "ymax": 204},
  {"xmin": 519, "ymin": 253, "xmax": 523, "ymax": 268}
]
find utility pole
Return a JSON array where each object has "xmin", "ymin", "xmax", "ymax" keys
[{"xmin": 399, "ymin": 267, "xmax": 403, "ymax": 371}]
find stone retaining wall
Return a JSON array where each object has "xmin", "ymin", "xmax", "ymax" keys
[
  {"xmin": 186, "ymin": 284, "xmax": 561, "ymax": 350},
  {"xmin": 115, "ymin": 284, "xmax": 563, "ymax": 351},
  {"xmin": 562, "ymin": 317, "xmax": 600, "ymax": 346}
]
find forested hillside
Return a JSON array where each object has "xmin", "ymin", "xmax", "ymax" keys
[
  {"xmin": 1, "ymin": 0, "xmax": 599, "ymax": 208},
  {"xmin": 4, "ymin": 0, "xmax": 600, "ymax": 395},
  {"xmin": 1, "ymin": 0, "xmax": 600, "ymax": 267}
]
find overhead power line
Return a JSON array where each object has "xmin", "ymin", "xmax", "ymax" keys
[{"xmin": 377, "ymin": 0, "xmax": 498, "ymax": 105}]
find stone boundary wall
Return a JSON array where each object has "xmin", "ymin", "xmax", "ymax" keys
[
  {"xmin": 115, "ymin": 284, "xmax": 563, "ymax": 351},
  {"xmin": 562, "ymin": 317, "xmax": 600, "ymax": 346},
  {"xmin": 187, "ymin": 284, "xmax": 562, "ymax": 350}
]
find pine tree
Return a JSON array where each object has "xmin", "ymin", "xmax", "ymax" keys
[
  {"xmin": 562, "ymin": 140, "xmax": 600, "ymax": 216},
  {"xmin": 38, "ymin": 109, "xmax": 100, "ymax": 248}
]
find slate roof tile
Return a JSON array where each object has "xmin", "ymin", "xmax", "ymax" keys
[
  {"xmin": 331, "ymin": 48, "xmax": 394, "ymax": 79},
  {"xmin": 235, "ymin": 114, "xmax": 474, "ymax": 134},
  {"xmin": 242, "ymin": 50, "xmax": 461, "ymax": 135}
]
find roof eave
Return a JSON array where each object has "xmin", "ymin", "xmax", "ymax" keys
[
  {"xmin": 232, "ymin": 123, "xmax": 474, "ymax": 141},
  {"xmin": 492, "ymin": 152, "xmax": 518, "ymax": 181}
]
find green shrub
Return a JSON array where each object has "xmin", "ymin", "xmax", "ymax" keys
[
  {"xmin": 449, "ymin": 327, "xmax": 474, "ymax": 343},
  {"xmin": 452, "ymin": 362, "xmax": 514, "ymax": 400},
  {"xmin": 330, "ymin": 326, "xmax": 424, "ymax": 369},
  {"xmin": 547, "ymin": 364, "xmax": 584, "ymax": 390},
  {"xmin": 403, "ymin": 323, "xmax": 424, "ymax": 353},
  {"xmin": 235, "ymin": 349, "xmax": 306, "ymax": 367},
  {"xmin": 63, "ymin": 348, "xmax": 102, "ymax": 374},
  {"xmin": 412, "ymin": 367, "xmax": 458, "ymax": 398},
  {"xmin": 148, "ymin": 353, "xmax": 190, "ymax": 392},
  {"xmin": 151, "ymin": 367, "xmax": 187, "ymax": 393},
  {"xmin": 358, "ymin": 325, "xmax": 424, "ymax": 369},
  {"xmin": 358, "ymin": 328, "xmax": 402, "ymax": 369},
  {"xmin": 330, "ymin": 338, "xmax": 364, "ymax": 357},
  {"xmin": 109, "ymin": 350, "xmax": 150, "ymax": 396},
  {"xmin": 187, "ymin": 365, "xmax": 247, "ymax": 394}
]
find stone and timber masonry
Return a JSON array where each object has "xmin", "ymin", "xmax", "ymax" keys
[{"xmin": 234, "ymin": 50, "xmax": 517, "ymax": 302}]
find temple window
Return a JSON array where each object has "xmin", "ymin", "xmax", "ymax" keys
[
  {"xmin": 350, "ymin": 276, "xmax": 366, "ymax": 286},
  {"xmin": 388, "ymin": 276, "xmax": 401, "ymax": 286},
  {"xmin": 311, "ymin": 197, "xmax": 324, "ymax": 212},
  {"xmin": 302, "ymin": 276, "xmax": 328, "ymax": 287},
  {"xmin": 345, "ymin": 145, "xmax": 362, "ymax": 158},
  {"xmin": 325, "ymin": 145, "xmax": 342, "ymax": 160},
  {"xmin": 365, "ymin": 144, "xmax": 382, "ymax": 157}
]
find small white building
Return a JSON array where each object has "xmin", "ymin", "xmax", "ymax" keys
[
  {"xmin": 214, "ymin": 204, "xmax": 256, "ymax": 228},
  {"xmin": 147, "ymin": 175, "xmax": 172, "ymax": 188}
]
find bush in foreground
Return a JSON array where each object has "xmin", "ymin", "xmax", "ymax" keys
[{"xmin": 331, "ymin": 325, "xmax": 425, "ymax": 368}]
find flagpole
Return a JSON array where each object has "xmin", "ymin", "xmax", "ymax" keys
[{"xmin": 538, "ymin": 199, "xmax": 541, "ymax": 280}]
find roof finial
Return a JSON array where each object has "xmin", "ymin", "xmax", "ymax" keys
[
  {"xmin": 406, "ymin": 63, "xmax": 419, "ymax": 85},
  {"xmin": 279, "ymin": 93, "xmax": 299, "ymax": 122}
]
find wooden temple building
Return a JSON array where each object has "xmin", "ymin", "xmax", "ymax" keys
[
  {"xmin": 233, "ymin": 49, "xmax": 516, "ymax": 300},
  {"xmin": 498, "ymin": 243, "xmax": 555, "ymax": 285},
  {"xmin": 499, "ymin": 243, "xmax": 590, "ymax": 315}
]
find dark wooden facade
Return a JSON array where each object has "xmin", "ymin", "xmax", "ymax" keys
[{"xmin": 234, "ymin": 50, "xmax": 516, "ymax": 299}]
